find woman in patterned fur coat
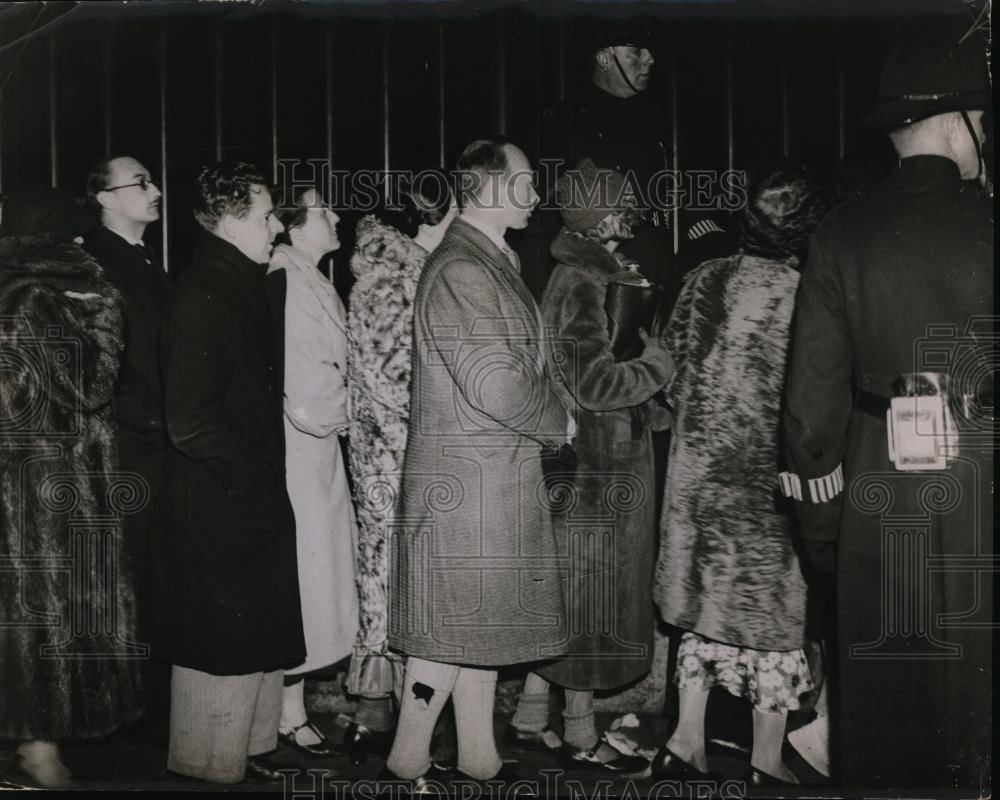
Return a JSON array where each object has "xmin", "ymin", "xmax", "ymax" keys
[
  {"xmin": 0, "ymin": 187, "xmax": 143, "ymax": 787},
  {"xmin": 651, "ymin": 167, "xmax": 828, "ymax": 787},
  {"xmin": 343, "ymin": 176, "xmax": 456, "ymax": 763}
]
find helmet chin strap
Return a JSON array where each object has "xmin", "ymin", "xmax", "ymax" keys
[
  {"xmin": 959, "ymin": 109, "xmax": 990, "ymax": 193},
  {"xmin": 609, "ymin": 47, "xmax": 642, "ymax": 95}
]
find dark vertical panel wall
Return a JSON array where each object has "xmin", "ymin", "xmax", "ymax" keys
[
  {"xmin": 674, "ymin": 21, "xmax": 728, "ymax": 174},
  {"xmin": 1, "ymin": 7, "xmax": 937, "ymax": 273},
  {"xmin": 108, "ymin": 20, "xmax": 161, "ymax": 182},
  {"xmin": 275, "ymin": 16, "xmax": 328, "ymax": 187},
  {"xmin": 52, "ymin": 29, "xmax": 104, "ymax": 193},
  {"xmin": 0, "ymin": 38, "xmax": 48, "ymax": 192}
]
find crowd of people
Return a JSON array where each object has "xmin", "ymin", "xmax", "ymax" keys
[{"xmin": 0, "ymin": 16, "xmax": 991, "ymax": 795}]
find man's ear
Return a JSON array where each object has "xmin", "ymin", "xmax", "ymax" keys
[
  {"xmin": 95, "ymin": 190, "xmax": 116, "ymax": 213},
  {"xmin": 219, "ymin": 214, "xmax": 237, "ymax": 242},
  {"xmin": 595, "ymin": 47, "xmax": 612, "ymax": 71}
]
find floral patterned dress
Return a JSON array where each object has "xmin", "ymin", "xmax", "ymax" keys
[{"xmin": 345, "ymin": 216, "xmax": 428, "ymax": 696}]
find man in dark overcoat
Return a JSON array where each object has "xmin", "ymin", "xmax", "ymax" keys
[
  {"xmin": 783, "ymin": 22, "xmax": 992, "ymax": 792},
  {"xmin": 386, "ymin": 139, "xmax": 571, "ymax": 787},
  {"xmin": 83, "ymin": 155, "xmax": 171, "ymax": 744},
  {"xmin": 153, "ymin": 161, "xmax": 305, "ymax": 784}
]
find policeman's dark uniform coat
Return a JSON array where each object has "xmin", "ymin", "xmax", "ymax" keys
[
  {"xmin": 784, "ymin": 155, "xmax": 992, "ymax": 789},
  {"xmin": 153, "ymin": 231, "xmax": 305, "ymax": 676}
]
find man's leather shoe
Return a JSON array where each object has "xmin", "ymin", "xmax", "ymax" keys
[
  {"xmin": 746, "ymin": 766, "xmax": 798, "ymax": 788},
  {"xmin": 245, "ymin": 756, "xmax": 286, "ymax": 783},
  {"xmin": 501, "ymin": 725, "xmax": 561, "ymax": 754},
  {"xmin": 650, "ymin": 746, "xmax": 716, "ymax": 781},
  {"xmin": 559, "ymin": 742, "xmax": 649, "ymax": 775},
  {"xmin": 344, "ymin": 722, "xmax": 395, "ymax": 765}
]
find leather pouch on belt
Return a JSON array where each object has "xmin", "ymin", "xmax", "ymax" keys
[{"xmin": 886, "ymin": 372, "xmax": 958, "ymax": 471}]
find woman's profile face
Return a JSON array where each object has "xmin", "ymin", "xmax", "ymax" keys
[{"xmin": 291, "ymin": 188, "xmax": 340, "ymax": 254}]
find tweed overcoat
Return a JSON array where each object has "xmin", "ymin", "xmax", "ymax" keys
[
  {"xmin": 655, "ymin": 254, "xmax": 807, "ymax": 652},
  {"xmin": 0, "ymin": 236, "xmax": 144, "ymax": 738},
  {"xmin": 784, "ymin": 156, "xmax": 992, "ymax": 790},
  {"xmin": 388, "ymin": 218, "xmax": 570, "ymax": 666},
  {"xmin": 152, "ymin": 232, "xmax": 305, "ymax": 676},
  {"xmin": 536, "ymin": 231, "xmax": 673, "ymax": 689}
]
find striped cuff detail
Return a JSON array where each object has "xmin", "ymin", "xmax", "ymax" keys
[
  {"xmin": 687, "ymin": 219, "xmax": 724, "ymax": 240},
  {"xmin": 778, "ymin": 471, "xmax": 803, "ymax": 501},
  {"xmin": 806, "ymin": 464, "xmax": 844, "ymax": 503}
]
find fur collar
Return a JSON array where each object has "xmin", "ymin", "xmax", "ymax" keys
[
  {"xmin": 549, "ymin": 229, "xmax": 626, "ymax": 279},
  {"xmin": 350, "ymin": 215, "xmax": 425, "ymax": 280},
  {"xmin": 0, "ymin": 235, "xmax": 105, "ymax": 281}
]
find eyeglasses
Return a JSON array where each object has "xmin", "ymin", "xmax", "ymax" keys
[{"xmin": 105, "ymin": 177, "xmax": 156, "ymax": 192}]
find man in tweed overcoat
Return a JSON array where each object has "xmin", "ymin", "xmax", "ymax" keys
[{"xmin": 386, "ymin": 139, "xmax": 571, "ymax": 786}]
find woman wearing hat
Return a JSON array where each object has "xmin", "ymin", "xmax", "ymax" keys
[
  {"xmin": 652, "ymin": 166, "xmax": 828, "ymax": 786},
  {"xmin": 0, "ymin": 187, "xmax": 143, "ymax": 787},
  {"xmin": 507, "ymin": 158, "xmax": 674, "ymax": 774}
]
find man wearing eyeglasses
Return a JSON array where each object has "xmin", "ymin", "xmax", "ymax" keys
[{"xmin": 83, "ymin": 155, "xmax": 170, "ymax": 747}]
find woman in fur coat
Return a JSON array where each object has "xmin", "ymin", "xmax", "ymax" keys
[
  {"xmin": 507, "ymin": 159, "xmax": 674, "ymax": 774},
  {"xmin": 651, "ymin": 167, "xmax": 828, "ymax": 786},
  {"xmin": 0, "ymin": 187, "xmax": 143, "ymax": 787},
  {"xmin": 343, "ymin": 177, "xmax": 455, "ymax": 763}
]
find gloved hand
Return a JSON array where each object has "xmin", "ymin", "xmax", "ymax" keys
[{"xmin": 540, "ymin": 441, "xmax": 577, "ymax": 472}]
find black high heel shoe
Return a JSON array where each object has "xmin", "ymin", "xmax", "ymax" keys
[
  {"xmin": 650, "ymin": 746, "xmax": 717, "ymax": 781},
  {"xmin": 343, "ymin": 722, "xmax": 395, "ymax": 766},
  {"xmin": 745, "ymin": 766, "xmax": 799, "ymax": 788},
  {"xmin": 279, "ymin": 720, "xmax": 334, "ymax": 758}
]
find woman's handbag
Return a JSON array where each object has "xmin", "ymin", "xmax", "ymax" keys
[{"xmin": 604, "ymin": 278, "xmax": 664, "ymax": 362}]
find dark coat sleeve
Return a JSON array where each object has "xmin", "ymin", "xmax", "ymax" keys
[
  {"xmin": 548, "ymin": 268, "xmax": 673, "ymax": 412},
  {"xmin": 424, "ymin": 257, "xmax": 568, "ymax": 446},
  {"xmin": 163, "ymin": 286, "xmax": 272, "ymax": 495},
  {"xmin": 114, "ymin": 359, "xmax": 163, "ymax": 437},
  {"xmin": 784, "ymin": 232, "xmax": 854, "ymax": 542}
]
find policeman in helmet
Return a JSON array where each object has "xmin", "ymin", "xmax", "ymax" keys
[{"xmin": 782, "ymin": 20, "xmax": 992, "ymax": 790}]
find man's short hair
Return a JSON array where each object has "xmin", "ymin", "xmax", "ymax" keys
[
  {"xmin": 455, "ymin": 138, "xmax": 511, "ymax": 208},
  {"xmin": 85, "ymin": 157, "xmax": 118, "ymax": 211},
  {"xmin": 193, "ymin": 161, "xmax": 269, "ymax": 231}
]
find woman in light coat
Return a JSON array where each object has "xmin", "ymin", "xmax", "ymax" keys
[{"xmin": 268, "ymin": 186, "xmax": 358, "ymax": 757}]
